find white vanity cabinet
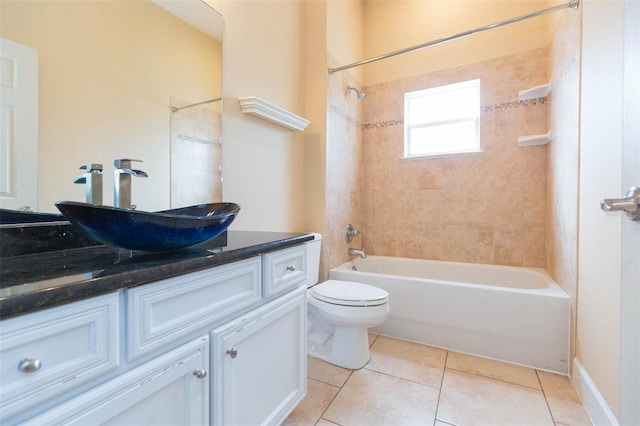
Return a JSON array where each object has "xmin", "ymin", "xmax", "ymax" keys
[
  {"xmin": 0, "ymin": 293, "xmax": 119, "ymax": 422},
  {"xmin": 1, "ymin": 237, "xmax": 316, "ymax": 425},
  {"xmin": 212, "ymin": 286, "xmax": 306, "ymax": 426},
  {"xmin": 24, "ymin": 336, "xmax": 209, "ymax": 425}
]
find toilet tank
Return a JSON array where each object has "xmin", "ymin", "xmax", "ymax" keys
[{"xmin": 304, "ymin": 233, "xmax": 322, "ymax": 288}]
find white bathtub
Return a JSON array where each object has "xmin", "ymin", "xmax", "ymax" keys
[{"xmin": 330, "ymin": 256, "xmax": 570, "ymax": 373}]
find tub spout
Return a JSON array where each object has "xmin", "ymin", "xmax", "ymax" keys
[{"xmin": 348, "ymin": 247, "xmax": 366, "ymax": 258}]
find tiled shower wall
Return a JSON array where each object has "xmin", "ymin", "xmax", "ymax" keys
[
  {"xmin": 361, "ymin": 48, "xmax": 549, "ymax": 266},
  {"xmin": 546, "ymin": 10, "xmax": 581, "ymax": 365},
  {"xmin": 323, "ymin": 67, "xmax": 364, "ymax": 278}
]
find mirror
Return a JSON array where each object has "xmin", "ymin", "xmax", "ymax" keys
[{"xmin": 0, "ymin": 0, "xmax": 223, "ymax": 216}]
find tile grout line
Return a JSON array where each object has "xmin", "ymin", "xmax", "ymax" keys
[
  {"xmin": 433, "ymin": 349, "xmax": 450, "ymax": 426},
  {"xmin": 445, "ymin": 363, "xmax": 547, "ymax": 392},
  {"xmin": 312, "ymin": 333, "xmax": 379, "ymax": 425},
  {"xmin": 314, "ymin": 366, "xmax": 354, "ymax": 426},
  {"xmin": 361, "ymin": 364, "xmax": 444, "ymax": 391},
  {"xmin": 536, "ymin": 369, "xmax": 559, "ymax": 425}
]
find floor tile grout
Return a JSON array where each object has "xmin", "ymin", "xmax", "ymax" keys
[
  {"xmin": 292, "ymin": 334, "xmax": 591, "ymax": 426},
  {"xmin": 443, "ymin": 365, "xmax": 545, "ymax": 391},
  {"xmin": 432, "ymin": 349, "xmax": 449, "ymax": 426},
  {"xmin": 537, "ymin": 369, "xmax": 559, "ymax": 425}
]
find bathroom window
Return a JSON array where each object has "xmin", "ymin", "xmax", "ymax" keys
[{"xmin": 404, "ymin": 79, "xmax": 480, "ymax": 158}]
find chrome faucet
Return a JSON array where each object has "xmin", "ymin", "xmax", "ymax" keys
[
  {"xmin": 348, "ymin": 247, "xmax": 366, "ymax": 258},
  {"xmin": 73, "ymin": 163, "xmax": 103, "ymax": 205},
  {"xmin": 113, "ymin": 159, "xmax": 148, "ymax": 209}
]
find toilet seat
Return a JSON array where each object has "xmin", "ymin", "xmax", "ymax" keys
[{"xmin": 310, "ymin": 280, "xmax": 388, "ymax": 307}]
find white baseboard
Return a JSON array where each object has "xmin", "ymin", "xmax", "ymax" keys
[{"xmin": 571, "ymin": 358, "xmax": 619, "ymax": 426}]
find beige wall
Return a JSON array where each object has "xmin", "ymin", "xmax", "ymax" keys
[
  {"xmin": 210, "ymin": 0, "xmax": 306, "ymax": 232},
  {"xmin": 361, "ymin": 49, "xmax": 548, "ymax": 265},
  {"xmin": 327, "ymin": 0, "xmax": 365, "ymax": 84},
  {"xmin": 303, "ymin": 0, "xmax": 329, "ymax": 241},
  {"xmin": 323, "ymin": 1, "xmax": 366, "ymax": 277},
  {"xmin": 1, "ymin": 0, "xmax": 221, "ymax": 212},
  {"xmin": 363, "ymin": 0, "xmax": 552, "ymax": 85}
]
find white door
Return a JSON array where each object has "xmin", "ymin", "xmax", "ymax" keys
[
  {"xmin": 619, "ymin": 0, "xmax": 639, "ymax": 423},
  {"xmin": 0, "ymin": 38, "xmax": 38, "ymax": 211},
  {"xmin": 579, "ymin": 0, "xmax": 639, "ymax": 424}
]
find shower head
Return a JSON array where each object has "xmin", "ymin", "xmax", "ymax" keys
[{"xmin": 347, "ymin": 85, "xmax": 366, "ymax": 101}]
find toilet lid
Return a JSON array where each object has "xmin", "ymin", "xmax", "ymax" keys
[{"xmin": 311, "ymin": 280, "xmax": 388, "ymax": 307}]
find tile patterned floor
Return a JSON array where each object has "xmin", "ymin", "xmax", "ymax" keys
[{"xmin": 284, "ymin": 334, "xmax": 592, "ymax": 426}]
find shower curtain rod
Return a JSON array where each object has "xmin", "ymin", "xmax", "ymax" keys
[
  {"xmin": 171, "ymin": 97, "xmax": 222, "ymax": 113},
  {"xmin": 328, "ymin": 0, "xmax": 580, "ymax": 75}
]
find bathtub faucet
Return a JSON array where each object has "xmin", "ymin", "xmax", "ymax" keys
[{"xmin": 348, "ymin": 247, "xmax": 366, "ymax": 258}]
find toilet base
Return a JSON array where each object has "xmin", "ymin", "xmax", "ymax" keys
[{"xmin": 308, "ymin": 324, "xmax": 371, "ymax": 369}]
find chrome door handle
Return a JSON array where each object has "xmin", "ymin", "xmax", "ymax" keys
[{"xmin": 601, "ymin": 187, "xmax": 640, "ymax": 221}]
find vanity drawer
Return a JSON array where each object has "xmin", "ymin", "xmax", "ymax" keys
[
  {"xmin": 127, "ymin": 257, "xmax": 261, "ymax": 360},
  {"xmin": 0, "ymin": 293, "xmax": 120, "ymax": 421},
  {"xmin": 262, "ymin": 245, "xmax": 307, "ymax": 299}
]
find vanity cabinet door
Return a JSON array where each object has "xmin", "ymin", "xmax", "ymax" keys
[
  {"xmin": 24, "ymin": 336, "xmax": 209, "ymax": 426},
  {"xmin": 0, "ymin": 293, "xmax": 119, "ymax": 422},
  {"xmin": 211, "ymin": 287, "xmax": 306, "ymax": 426}
]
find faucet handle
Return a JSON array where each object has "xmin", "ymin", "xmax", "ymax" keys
[
  {"xmin": 114, "ymin": 158, "xmax": 143, "ymax": 169},
  {"xmin": 79, "ymin": 163, "xmax": 103, "ymax": 172},
  {"xmin": 345, "ymin": 224, "xmax": 360, "ymax": 243}
]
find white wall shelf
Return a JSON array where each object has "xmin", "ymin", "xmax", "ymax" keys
[
  {"xmin": 238, "ymin": 97, "xmax": 310, "ymax": 131},
  {"xmin": 518, "ymin": 82, "xmax": 552, "ymax": 101},
  {"xmin": 518, "ymin": 131, "xmax": 551, "ymax": 147}
]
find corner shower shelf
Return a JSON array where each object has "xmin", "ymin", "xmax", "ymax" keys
[
  {"xmin": 517, "ymin": 82, "xmax": 551, "ymax": 147},
  {"xmin": 518, "ymin": 82, "xmax": 551, "ymax": 101},
  {"xmin": 518, "ymin": 131, "xmax": 551, "ymax": 147},
  {"xmin": 238, "ymin": 96, "xmax": 310, "ymax": 131}
]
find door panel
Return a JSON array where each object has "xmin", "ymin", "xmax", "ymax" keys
[
  {"xmin": 0, "ymin": 38, "xmax": 38, "ymax": 211},
  {"xmin": 620, "ymin": 0, "xmax": 640, "ymax": 423}
]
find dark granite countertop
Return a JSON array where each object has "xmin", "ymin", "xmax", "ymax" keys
[{"xmin": 0, "ymin": 230, "xmax": 314, "ymax": 319}]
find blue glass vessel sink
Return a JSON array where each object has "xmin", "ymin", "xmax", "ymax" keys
[{"xmin": 55, "ymin": 201, "xmax": 240, "ymax": 251}]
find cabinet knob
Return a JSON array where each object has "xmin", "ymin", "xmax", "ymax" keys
[
  {"xmin": 193, "ymin": 369, "xmax": 207, "ymax": 379},
  {"xmin": 226, "ymin": 347, "xmax": 238, "ymax": 359},
  {"xmin": 286, "ymin": 265, "xmax": 296, "ymax": 272},
  {"xmin": 18, "ymin": 358, "xmax": 42, "ymax": 373}
]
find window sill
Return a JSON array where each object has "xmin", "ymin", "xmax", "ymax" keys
[{"xmin": 401, "ymin": 150, "xmax": 484, "ymax": 161}]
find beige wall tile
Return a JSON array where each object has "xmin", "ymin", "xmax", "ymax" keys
[
  {"xmin": 545, "ymin": 7, "xmax": 580, "ymax": 366},
  {"xmin": 360, "ymin": 48, "xmax": 549, "ymax": 267}
]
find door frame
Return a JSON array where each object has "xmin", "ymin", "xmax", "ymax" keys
[{"xmin": 619, "ymin": 0, "xmax": 640, "ymax": 424}]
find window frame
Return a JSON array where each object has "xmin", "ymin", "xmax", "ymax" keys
[{"xmin": 403, "ymin": 79, "xmax": 481, "ymax": 159}]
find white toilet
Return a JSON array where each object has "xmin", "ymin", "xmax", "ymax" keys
[
  {"xmin": 307, "ymin": 280, "xmax": 389, "ymax": 369},
  {"xmin": 304, "ymin": 234, "xmax": 390, "ymax": 369}
]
